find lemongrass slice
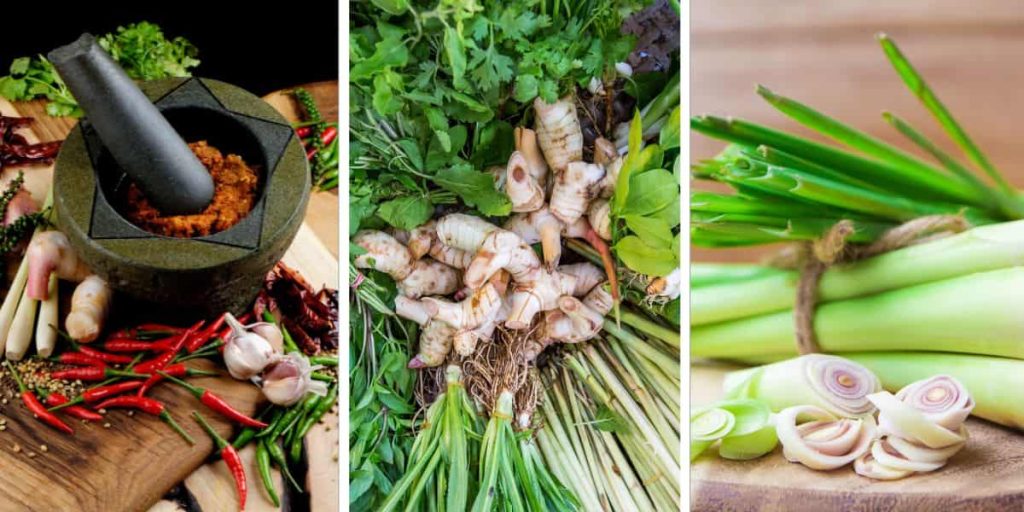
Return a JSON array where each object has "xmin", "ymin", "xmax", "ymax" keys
[
  {"xmin": 776, "ymin": 405, "xmax": 877, "ymax": 470},
  {"xmin": 691, "ymin": 407, "xmax": 735, "ymax": 461},
  {"xmin": 725, "ymin": 354, "xmax": 880, "ymax": 417},
  {"xmin": 868, "ymin": 392, "xmax": 965, "ymax": 448},
  {"xmin": 714, "ymin": 399, "xmax": 778, "ymax": 460},
  {"xmin": 854, "ymin": 450, "xmax": 914, "ymax": 480},
  {"xmin": 894, "ymin": 375, "xmax": 974, "ymax": 431},
  {"xmin": 886, "ymin": 430, "xmax": 966, "ymax": 463},
  {"xmin": 870, "ymin": 438, "xmax": 946, "ymax": 473}
]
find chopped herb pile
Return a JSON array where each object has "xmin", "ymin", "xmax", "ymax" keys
[{"xmin": 0, "ymin": 22, "xmax": 200, "ymax": 117}]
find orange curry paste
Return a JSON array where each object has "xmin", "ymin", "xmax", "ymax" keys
[{"xmin": 123, "ymin": 141, "xmax": 259, "ymax": 238}]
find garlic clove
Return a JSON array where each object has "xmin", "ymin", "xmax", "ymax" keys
[
  {"xmin": 222, "ymin": 313, "xmax": 277, "ymax": 380},
  {"xmin": 260, "ymin": 353, "xmax": 328, "ymax": 406}
]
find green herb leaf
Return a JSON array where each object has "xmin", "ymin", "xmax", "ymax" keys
[
  {"xmin": 377, "ymin": 196, "xmax": 434, "ymax": 231},
  {"xmin": 614, "ymin": 235, "xmax": 678, "ymax": 277},
  {"xmin": 624, "ymin": 214, "xmax": 673, "ymax": 247},
  {"xmin": 622, "ymin": 168, "xmax": 677, "ymax": 216},
  {"xmin": 660, "ymin": 105, "xmax": 681, "ymax": 150},
  {"xmin": 369, "ymin": 0, "xmax": 408, "ymax": 15},
  {"xmin": 614, "ymin": 111, "xmax": 644, "ymax": 213},
  {"xmin": 434, "ymin": 163, "xmax": 512, "ymax": 216}
]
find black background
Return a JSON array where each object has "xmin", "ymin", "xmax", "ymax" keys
[{"xmin": 0, "ymin": 1, "xmax": 339, "ymax": 95}]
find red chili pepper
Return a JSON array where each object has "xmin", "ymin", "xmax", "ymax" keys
[
  {"xmin": 135, "ymin": 321, "xmax": 203, "ymax": 374},
  {"xmin": 100, "ymin": 339, "xmax": 169, "ymax": 353},
  {"xmin": 110, "ymin": 323, "xmax": 182, "ymax": 338},
  {"xmin": 51, "ymin": 367, "xmax": 147, "ymax": 382},
  {"xmin": 193, "ymin": 411, "xmax": 246, "ymax": 510},
  {"xmin": 320, "ymin": 126, "xmax": 338, "ymax": 146},
  {"xmin": 185, "ymin": 314, "xmax": 227, "ymax": 353},
  {"xmin": 5, "ymin": 361, "xmax": 73, "ymax": 435},
  {"xmin": 136, "ymin": 363, "xmax": 218, "ymax": 396},
  {"xmin": 52, "ymin": 352, "xmax": 106, "ymax": 367},
  {"xmin": 42, "ymin": 392, "xmax": 103, "ymax": 421},
  {"xmin": 93, "ymin": 396, "xmax": 193, "ymax": 444},
  {"xmin": 305, "ymin": 146, "xmax": 317, "ymax": 160},
  {"xmin": 83, "ymin": 381, "xmax": 144, "ymax": 404},
  {"xmin": 74, "ymin": 346, "xmax": 134, "ymax": 364},
  {"xmin": 159, "ymin": 372, "xmax": 268, "ymax": 428},
  {"xmin": 295, "ymin": 126, "xmax": 312, "ymax": 138}
]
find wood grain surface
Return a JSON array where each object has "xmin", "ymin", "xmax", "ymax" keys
[
  {"xmin": 0, "ymin": 79, "xmax": 339, "ymax": 511},
  {"xmin": 691, "ymin": 364, "xmax": 1024, "ymax": 512},
  {"xmin": 691, "ymin": 0, "xmax": 1024, "ymax": 263}
]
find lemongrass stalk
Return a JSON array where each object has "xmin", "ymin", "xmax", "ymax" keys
[
  {"xmin": 539, "ymin": 387, "xmax": 597, "ymax": 504},
  {"xmin": 692, "ymin": 190, "xmax": 842, "ymax": 219},
  {"xmin": 6, "ymin": 284, "xmax": 37, "ymax": 361},
  {"xmin": 695, "ymin": 267, "xmax": 1024, "ymax": 360},
  {"xmin": 34, "ymin": 274, "xmax": 58, "ymax": 359},
  {"xmin": 571, "ymin": 352, "xmax": 681, "ymax": 484},
  {"xmin": 603, "ymin": 322, "xmax": 680, "ymax": 376},
  {"xmin": 877, "ymin": 34, "xmax": 1017, "ymax": 197},
  {"xmin": 844, "ymin": 352, "xmax": 1024, "ymax": 431},
  {"xmin": 588, "ymin": 425, "xmax": 639, "ymax": 510},
  {"xmin": 691, "ymin": 115, "xmax": 978, "ymax": 204},
  {"xmin": 0, "ymin": 257, "xmax": 28, "ymax": 356},
  {"xmin": 693, "ymin": 219, "xmax": 1024, "ymax": 326},
  {"xmin": 594, "ymin": 426, "xmax": 654, "ymax": 510},
  {"xmin": 619, "ymin": 309, "xmax": 680, "ymax": 348},
  {"xmin": 560, "ymin": 373, "xmax": 624, "ymax": 510},
  {"xmin": 717, "ymin": 159, "xmax": 989, "ymax": 224},
  {"xmin": 535, "ymin": 428, "xmax": 603, "ymax": 512},
  {"xmin": 883, "ymin": 111, "xmax": 1018, "ymax": 217},
  {"xmin": 755, "ymin": 144, "xmax": 882, "ymax": 192},
  {"xmin": 594, "ymin": 343, "xmax": 677, "ymax": 456},
  {"xmin": 755, "ymin": 85, "xmax": 973, "ymax": 200},
  {"xmin": 691, "ymin": 262, "xmax": 788, "ymax": 288},
  {"xmin": 618, "ymin": 431, "xmax": 680, "ymax": 510}
]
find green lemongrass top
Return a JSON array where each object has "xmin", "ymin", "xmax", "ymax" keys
[
  {"xmin": 692, "ymin": 219, "xmax": 1024, "ymax": 325},
  {"xmin": 694, "ymin": 267, "xmax": 1024, "ymax": 361}
]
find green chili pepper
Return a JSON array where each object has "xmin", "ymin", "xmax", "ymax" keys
[
  {"xmin": 311, "ymin": 371, "xmax": 334, "ymax": 382},
  {"xmin": 256, "ymin": 408, "xmax": 286, "ymax": 439},
  {"xmin": 309, "ymin": 355, "xmax": 338, "ymax": 366},
  {"xmin": 232, "ymin": 406, "xmax": 275, "ymax": 449},
  {"xmin": 294, "ymin": 385, "xmax": 338, "ymax": 453},
  {"xmin": 266, "ymin": 439, "xmax": 302, "ymax": 492},
  {"xmin": 256, "ymin": 440, "xmax": 281, "ymax": 507},
  {"xmin": 278, "ymin": 393, "xmax": 320, "ymax": 439}
]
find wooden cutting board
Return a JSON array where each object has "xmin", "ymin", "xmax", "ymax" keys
[
  {"xmin": 0, "ymin": 80, "xmax": 338, "ymax": 511},
  {"xmin": 692, "ymin": 364, "xmax": 1024, "ymax": 511}
]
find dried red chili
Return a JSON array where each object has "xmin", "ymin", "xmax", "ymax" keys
[{"xmin": 159, "ymin": 372, "xmax": 267, "ymax": 428}]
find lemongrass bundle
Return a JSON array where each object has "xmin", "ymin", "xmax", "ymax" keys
[
  {"xmin": 693, "ymin": 219, "xmax": 1024, "ymax": 326},
  {"xmin": 694, "ymin": 267, "xmax": 1024, "ymax": 361},
  {"xmin": 379, "ymin": 366, "xmax": 481, "ymax": 512}
]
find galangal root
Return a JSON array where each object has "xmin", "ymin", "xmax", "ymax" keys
[{"xmin": 25, "ymin": 231, "xmax": 112, "ymax": 342}]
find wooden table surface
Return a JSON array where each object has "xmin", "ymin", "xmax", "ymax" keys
[{"xmin": 691, "ymin": 0, "xmax": 1024, "ymax": 263}]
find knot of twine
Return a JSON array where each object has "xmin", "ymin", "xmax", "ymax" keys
[{"xmin": 770, "ymin": 215, "xmax": 969, "ymax": 355}]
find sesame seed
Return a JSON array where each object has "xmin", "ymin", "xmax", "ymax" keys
[
  {"xmin": 12, "ymin": 444, "xmax": 20, "ymax": 453},
  {"xmin": 103, "ymin": 423, "xmax": 111, "ymax": 429},
  {"xmin": 39, "ymin": 445, "xmax": 47, "ymax": 452}
]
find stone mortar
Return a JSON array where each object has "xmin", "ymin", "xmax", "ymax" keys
[{"xmin": 54, "ymin": 77, "xmax": 310, "ymax": 314}]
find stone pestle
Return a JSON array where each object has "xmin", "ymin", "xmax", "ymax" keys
[{"xmin": 48, "ymin": 33, "xmax": 214, "ymax": 215}]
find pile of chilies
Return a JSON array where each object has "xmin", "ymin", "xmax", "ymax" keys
[
  {"xmin": 691, "ymin": 34, "xmax": 1024, "ymax": 475},
  {"xmin": 17, "ymin": 314, "xmax": 336, "ymax": 509}
]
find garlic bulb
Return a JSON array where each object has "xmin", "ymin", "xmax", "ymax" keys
[
  {"xmin": 259, "ymin": 353, "xmax": 329, "ymax": 406},
  {"xmin": 222, "ymin": 313, "xmax": 276, "ymax": 380}
]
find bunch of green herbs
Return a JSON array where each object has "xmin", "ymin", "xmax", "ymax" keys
[{"xmin": 0, "ymin": 21, "xmax": 199, "ymax": 117}]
